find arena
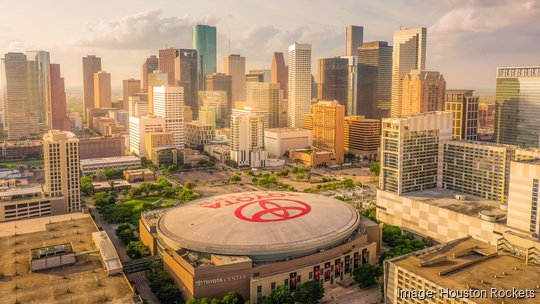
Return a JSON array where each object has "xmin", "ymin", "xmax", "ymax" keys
[{"xmin": 140, "ymin": 191, "xmax": 381, "ymax": 302}]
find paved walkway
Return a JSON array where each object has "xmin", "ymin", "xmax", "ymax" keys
[{"xmin": 322, "ymin": 285, "xmax": 382, "ymax": 304}]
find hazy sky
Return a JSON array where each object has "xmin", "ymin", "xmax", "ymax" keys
[{"xmin": 1, "ymin": 0, "xmax": 538, "ymax": 91}]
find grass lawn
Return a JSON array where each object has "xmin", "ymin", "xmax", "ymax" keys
[
  {"xmin": 0, "ymin": 159, "xmax": 44, "ymax": 168},
  {"xmin": 100, "ymin": 196, "xmax": 178, "ymax": 225}
]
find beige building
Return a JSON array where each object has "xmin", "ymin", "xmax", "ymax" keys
[
  {"xmin": 144, "ymin": 129, "xmax": 174, "ymax": 160},
  {"xmin": 199, "ymin": 106, "xmax": 217, "ymax": 127},
  {"xmin": 153, "ymin": 86, "xmax": 185, "ymax": 154},
  {"xmin": 82, "ymin": 55, "xmax": 101, "ymax": 119},
  {"xmin": 302, "ymin": 114, "xmax": 313, "ymax": 130},
  {"xmin": 198, "ymin": 91, "xmax": 228, "ymax": 125},
  {"xmin": 43, "ymin": 131, "xmax": 81, "ymax": 213},
  {"xmin": 122, "ymin": 78, "xmax": 141, "ymax": 110},
  {"xmin": 124, "ymin": 169, "xmax": 155, "ymax": 183},
  {"xmin": 129, "ymin": 115, "xmax": 166, "ymax": 157},
  {"xmin": 93, "ymin": 71, "xmax": 112, "ymax": 108},
  {"xmin": 230, "ymin": 112, "xmax": 267, "ymax": 168},
  {"xmin": 507, "ymin": 160, "xmax": 540, "ymax": 235},
  {"xmin": 147, "ymin": 71, "xmax": 168, "ymax": 114},
  {"xmin": 0, "ymin": 186, "xmax": 66, "ymax": 222},
  {"xmin": 264, "ymin": 128, "xmax": 312, "ymax": 158},
  {"xmin": 80, "ymin": 155, "xmax": 141, "ymax": 175},
  {"xmin": 384, "ymin": 236, "xmax": 540, "ymax": 304},
  {"xmin": 245, "ymin": 82, "xmax": 282, "ymax": 128},
  {"xmin": 204, "ymin": 144, "xmax": 231, "ymax": 163},
  {"xmin": 224, "ymin": 54, "xmax": 245, "ymax": 104},
  {"xmin": 185, "ymin": 121, "xmax": 215, "ymax": 150},
  {"xmin": 313, "ymin": 101, "xmax": 345, "ymax": 164},
  {"xmin": 390, "ymin": 27, "xmax": 427, "ymax": 117},
  {"xmin": 445, "ymin": 89, "xmax": 479, "ymax": 140},
  {"xmin": 344, "ymin": 116, "xmax": 380, "ymax": 159},
  {"xmin": 128, "ymin": 94, "xmax": 149, "ymax": 119},
  {"xmin": 380, "ymin": 112, "xmax": 453, "ymax": 195},
  {"xmin": 232, "ymin": 106, "xmax": 270, "ymax": 130},
  {"xmin": 401, "ymin": 70, "xmax": 446, "ymax": 116},
  {"xmin": 288, "ymin": 43, "xmax": 312, "ymax": 128}
]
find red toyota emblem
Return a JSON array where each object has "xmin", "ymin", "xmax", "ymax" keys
[{"xmin": 234, "ymin": 199, "xmax": 311, "ymax": 222}]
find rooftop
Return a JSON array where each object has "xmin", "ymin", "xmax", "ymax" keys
[
  {"xmin": 392, "ymin": 237, "xmax": 540, "ymax": 303},
  {"xmin": 402, "ymin": 188, "xmax": 507, "ymax": 219},
  {"xmin": 265, "ymin": 128, "xmax": 310, "ymax": 133},
  {"xmin": 80, "ymin": 155, "xmax": 140, "ymax": 166},
  {"xmin": 0, "ymin": 186, "xmax": 43, "ymax": 199}
]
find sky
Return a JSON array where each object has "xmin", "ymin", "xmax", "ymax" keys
[{"xmin": 1, "ymin": 0, "xmax": 538, "ymax": 92}]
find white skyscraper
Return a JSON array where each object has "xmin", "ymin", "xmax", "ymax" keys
[
  {"xmin": 390, "ymin": 27, "xmax": 427, "ymax": 117},
  {"xmin": 230, "ymin": 112, "xmax": 267, "ymax": 168},
  {"xmin": 129, "ymin": 115, "xmax": 166, "ymax": 157},
  {"xmin": 43, "ymin": 131, "xmax": 81, "ymax": 213},
  {"xmin": 287, "ymin": 43, "xmax": 312, "ymax": 128},
  {"xmin": 153, "ymin": 86, "xmax": 185, "ymax": 155}
]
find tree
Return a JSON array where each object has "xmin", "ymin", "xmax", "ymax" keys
[
  {"xmin": 156, "ymin": 283, "xmax": 182, "ymax": 304},
  {"xmin": 139, "ymin": 182, "xmax": 155, "ymax": 196},
  {"xmin": 118, "ymin": 228, "xmax": 135, "ymax": 244},
  {"xmin": 181, "ymin": 163, "xmax": 192, "ymax": 170},
  {"xmin": 269, "ymin": 286, "xmax": 293, "ymax": 304},
  {"xmin": 115, "ymin": 223, "xmax": 131, "ymax": 235},
  {"xmin": 343, "ymin": 178, "xmax": 355, "ymax": 189},
  {"xmin": 229, "ymin": 174, "xmax": 241, "ymax": 183},
  {"xmin": 178, "ymin": 187, "xmax": 201, "ymax": 203},
  {"xmin": 369, "ymin": 162, "xmax": 380, "ymax": 176},
  {"xmin": 222, "ymin": 291, "xmax": 245, "ymax": 304},
  {"xmin": 353, "ymin": 264, "xmax": 382, "ymax": 288},
  {"xmin": 126, "ymin": 241, "xmax": 151, "ymax": 259},
  {"xmin": 294, "ymin": 280, "xmax": 324, "ymax": 304},
  {"xmin": 184, "ymin": 181, "xmax": 195, "ymax": 189}
]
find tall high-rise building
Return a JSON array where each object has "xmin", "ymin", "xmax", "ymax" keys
[
  {"xmin": 317, "ymin": 57, "xmax": 348, "ymax": 108},
  {"xmin": 49, "ymin": 63, "xmax": 70, "ymax": 131},
  {"xmin": 245, "ymin": 82, "xmax": 282, "ymax": 128},
  {"xmin": 159, "ymin": 48, "xmax": 178, "ymax": 86},
  {"xmin": 147, "ymin": 71, "xmax": 168, "ymax": 114},
  {"xmin": 390, "ymin": 27, "xmax": 427, "ymax": 117},
  {"xmin": 199, "ymin": 106, "xmax": 217, "ymax": 127},
  {"xmin": 357, "ymin": 41, "xmax": 393, "ymax": 119},
  {"xmin": 380, "ymin": 111, "xmax": 452, "ymax": 195},
  {"xmin": 249, "ymin": 69, "xmax": 271, "ymax": 82},
  {"xmin": 271, "ymin": 52, "xmax": 288, "ymax": 99},
  {"xmin": 43, "ymin": 130, "xmax": 81, "ymax": 212},
  {"xmin": 141, "ymin": 55, "xmax": 158, "ymax": 92},
  {"xmin": 26, "ymin": 50, "xmax": 51, "ymax": 130},
  {"xmin": 345, "ymin": 25, "xmax": 363, "ymax": 57},
  {"xmin": 193, "ymin": 25, "xmax": 217, "ymax": 89},
  {"xmin": 175, "ymin": 49, "xmax": 198, "ymax": 119},
  {"xmin": 495, "ymin": 66, "xmax": 540, "ymax": 148},
  {"xmin": 344, "ymin": 116, "xmax": 381, "ymax": 160},
  {"xmin": 123, "ymin": 78, "xmax": 141, "ymax": 111},
  {"xmin": 224, "ymin": 54, "xmax": 246, "ymax": 104},
  {"xmin": 93, "ymin": 71, "xmax": 112, "ymax": 108},
  {"xmin": 287, "ymin": 43, "xmax": 312, "ymax": 128},
  {"xmin": 198, "ymin": 91, "xmax": 228, "ymax": 126},
  {"xmin": 401, "ymin": 70, "xmax": 446, "ymax": 115},
  {"xmin": 230, "ymin": 112, "xmax": 267, "ymax": 168},
  {"xmin": 312, "ymin": 100, "xmax": 345, "ymax": 164},
  {"xmin": 1, "ymin": 52, "xmax": 32, "ymax": 139},
  {"xmin": 153, "ymin": 86, "xmax": 185, "ymax": 156},
  {"xmin": 129, "ymin": 115, "xmax": 166, "ymax": 157},
  {"xmin": 445, "ymin": 89, "xmax": 478, "ymax": 140},
  {"xmin": 232, "ymin": 106, "xmax": 270, "ymax": 130},
  {"xmin": 205, "ymin": 73, "xmax": 232, "ymax": 116},
  {"xmin": 82, "ymin": 55, "xmax": 101, "ymax": 119}
]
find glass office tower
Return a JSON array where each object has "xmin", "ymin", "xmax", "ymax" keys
[{"xmin": 193, "ymin": 25, "xmax": 217, "ymax": 90}]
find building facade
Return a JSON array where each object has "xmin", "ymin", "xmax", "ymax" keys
[
  {"xmin": 122, "ymin": 78, "xmax": 141, "ymax": 111},
  {"xmin": 193, "ymin": 25, "xmax": 217, "ymax": 89},
  {"xmin": 49, "ymin": 63, "xmax": 70, "ymax": 131},
  {"xmin": 344, "ymin": 116, "xmax": 381, "ymax": 159},
  {"xmin": 141, "ymin": 55, "xmax": 159, "ymax": 92},
  {"xmin": 129, "ymin": 115, "xmax": 166, "ymax": 157},
  {"xmin": 311, "ymin": 100, "xmax": 345, "ymax": 165},
  {"xmin": 445, "ymin": 89, "xmax": 479, "ymax": 140},
  {"xmin": 224, "ymin": 54, "xmax": 246, "ymax": 104},
  {"xmin": 82, "ymin": 55, "xmax": 101, "ymax": 119},
  {"xmin": 230, "ymin": 112, "xmax": 267, "ymax": 168},
  {"xmin": 401, "ymin": 70, "xmax": 446, "ymax": 116},
  {"xmin": 94, "ymin": 71, "xmax": 112, "ymax": 109},
  {"xmin": 26, "ymin": 50, "xmax": 51, "ymax": 131},
  {"xmin": 205, "ymin": 73, "xmax": 233, "ymax": 117},
  {"xmin": 245, "ymin": 82, "xmax": 282, "ymax": 129},
  {"xmin": 264, "ymin": 128, "xmax": 312, "ymax": 158},
  {"xmin": 271, "ymin": 52, "xmax": 288, "ymax": 99},
  {"xmin": 345, "ymin": 25, "xmax": 363, "ymax": 57},
  {"xmin": 185, "ymin": 121, "xmax": 215, "ymax": 150},
  {"xmin": 175, "ymin": 49, "xmax": 198, "ymax": 119},
  {"xmin": 287, "ymin": 43, "xmax": 312, "ymax": 128},
  {"xmin": 153, "ymin": 86, "xmax": 185, "ymax": 156}
]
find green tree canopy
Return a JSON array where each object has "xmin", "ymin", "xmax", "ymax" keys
[
  {"xmin": 293, "ymin": 280, "xmax": 324, "ymax": 304},
  {"xmin": 269, "ymin": 285, "xmax": 293, "ymax": 304},
  {"xmin": 353, "ymin": 264, "xmax": 382, "ymax": 288}
]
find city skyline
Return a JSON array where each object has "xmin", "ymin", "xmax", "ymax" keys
[{"xmin": 1, "ymin": 0, "xmax": 538, "ymax": 91}]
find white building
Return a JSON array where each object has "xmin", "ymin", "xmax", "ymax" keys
[
  {"xmin": 43, "ymin": 131, "xmax": 81, "ymax": 213},
  {"xmin": 80, "ymin": 155, "xmax": 141, "ymax": 175},
  {"xmin": 230, "ymin": 112, "xmax": 267, "ymax": 168},
  {"xmin": 128, "ymin": 94, "xmax": 149, "ymax": 118},
  {"xmin": 129, "ymin": 115, "xmax": 166, "ymax": 157},
  {"xmin": 231, "ymin": 107, "xmax": 269, "ymax": 130},
  {"xmin": 287, "ymin": 43, "xmax": 312, "ymax": 128},
  {"xmin": 108, "ymin": 109, "xmax": 129, "ymax": 129},
  {"xmin": 153, "ymin": 86, "xmax": 185, "ymax": 155},
  {"xmin": 264, "ymin": 128, "xmax": 312, "ymax": 158}
]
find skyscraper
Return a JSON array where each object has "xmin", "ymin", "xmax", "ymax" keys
[
  {"xmin": 445, "ymin": 90, "xmax": 478, "ymax": 140},
  {"xmin": 312, "ymin": 100, "xmax": 345, "ymax": 164},
  {"xmin": 93, "ymin": 71, "xmax": 112, "ymax": 108},
  {"xmin": 344, "ymin": 116, "xmax": 381, "ymax": 160},
  {"xmin": 175, "ymin": 49, "xmax": 198, "ymax": 119},
  {"xmin": 1, "ymin": 52, "xmax": 32, "ymax": 139},
  {"xmin": 193, "ymin": 25, "xmax": 217, "ymax": 89},
  {"xmin": 82, "ymin": 55, "xmax": 102, "ymax": 119},
  {"xmin": 357, "ymin": 41, "xmax": 393, "ymax": 119},
  {"xmin": 153, "ymin": 86, "xmax": 185, "ymax": 156},
  {"xmin": 317, "ymin": 57, "xmax": 351, "ymax": 112},
  {"xmin": 147, "ymin": 71, "xmax": 168, "ymax": 114},
  {"xmin": 123, "ymin": 78, "xmax": 141, "ymax": 111},
  {"xmin": 390, "ymin": 27, "xmax": 427, "ymax": 117},
  {"xmin": 205, "ymin": 73, "xmax": 232, "ymax": 116},
  {"xmin": 224, "ymin": 54, "xmax": 246, "ymax": 104},
  {"xmin": 26, "ymin": 50, "xmax": 51, "ymax": 130},
  {"xmin": 230, "ymin": 112, "xmax": 267, "ymax": 168},
  {"xmin": 380, "ymin": 111, "xmax": 452, "ymax": 195},
  {"xmin": 287, "ymin": 43, "xmax": 312, "ymax": 128},
  {"xmin": 245, "ymin": 82, "xmax": 282, "ymax": 128},
  {"xmin": 345, "ymin": 25, "xmax": 363, "ymax": 56},
  {"xmin": 49, "ymin": 63, "xmax": 70, "ymax": 131},
  {"xmin": 401, "ymin": 70, "xmax": 446, "ymax": 115},
  {"xmin": 141, "ymin": 55, "xmax": 158, "ymax": 92},
  {"xmin": 495, "ymin": 66, "xmax": 540, "ymax": 148},
  {"xmin": 271, "ymin": 52, "xmax": 288, "ymax": 99},
  {"xmin": 43, "ymin": 130, "xmax": 81, "ymax": 213},
  {"xmin": 159, "ymin": 48, "xmax": 178, "ymax": 86}
]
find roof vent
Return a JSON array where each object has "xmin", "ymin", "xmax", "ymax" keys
[
  {"xmin": 453, "ymin": 194, "xmax": 466, "ymax": 200},
  {"xmin": 479, "ymin": 210, "xmax": 497, "ymax": 222}
]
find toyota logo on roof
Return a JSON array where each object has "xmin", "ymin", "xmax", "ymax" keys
[{"xmin": 234, "ymin": 199, "xmax": 312, "ymax": 222}]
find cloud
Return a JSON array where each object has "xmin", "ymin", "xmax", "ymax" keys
[{"xmin": 75, "ymin": 9, "xmax": 221, "ymax": 50}]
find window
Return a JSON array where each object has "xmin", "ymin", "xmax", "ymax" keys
[{"xmin": 271, "ymin": 282, "xmax": 276, "ymax": 291}]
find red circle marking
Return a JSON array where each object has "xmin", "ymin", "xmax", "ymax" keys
[{"xmin": 234, "ymin": 199, "xmax": 311, "ymax": 222}]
